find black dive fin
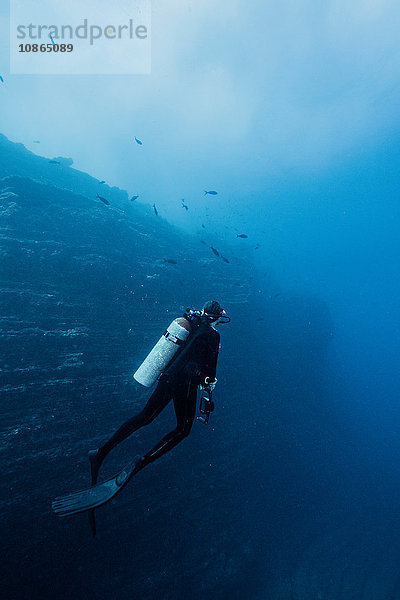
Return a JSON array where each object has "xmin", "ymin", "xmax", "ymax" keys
[
  {"xmin": 52, "ymin": 457, "xmax": 142, "ymax": 518},
  {"xmin": 88, "ymin": 451, "xmax": 100, "ymax": 536}
]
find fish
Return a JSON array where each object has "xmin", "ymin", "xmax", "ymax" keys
[
  {"xmin": 210, "ymin": 246, "xmax": 220, "ymax": 257},
  {"xmin": 153, "ymin": 204, "xmax": 158, "ymax": 216},
  {"xmin": 33, "ymin": 140, "xmax": 40, "ymax": 144},
  {"xmin": 99, "ymin": 180, "xmax": 106, "ymax": 184},
  {"xmin": 201, "ymin": 224, "xmax": 205, "ymax": 228},
  {"xmin": 164, "ymin": 259, "xmax": 177, "ymax": 265},
  {"xmin": 48, "ymin": 160, "xmax": 60, "ymax": 165},
  {"xmin": 200, "ymin": 240, "xmax": 206, "ymax": 245},
  {"xmin": 130, "ymin": 195, "xmax": 139, "ymax": 201},
  {"xmin": 0, "ymin": 76, "xmax": 3, "ymax": 83},
  {"xmin": 134, "ymin": 136, "xmax": 143, "ymax": 145},
  {"xmin": 221, "ymin": 256, "xmax": 230, "ymax": 264},
  {"xmin": 182, "ymin": 199, "xmax": 189, "ymax": 211},
  {"xmin": 255, "ymin": 244, "xmax": 261, "ymax": 250},
  {"xmin": 237, "ymin": 234, "xmax": 248, "ymax": 239},
  {"xmin": 96, "ymin": 193, "xmax": 110, "ymax": 206},
  {"xmin": 204, "ymin": 190, "xmax": 218, "ymax": 195},
  {"xmin": 256, "ymin": 317, "xmax": 264, "ymax": 321},
  {"xmin": 274, "ymin": 293, "xmax": 281, "ymax": 298}
]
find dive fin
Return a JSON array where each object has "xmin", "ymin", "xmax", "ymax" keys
[
  {"xmin": 88, "ymin": 450, "xmax": 101, "ymax": 486},
  {"xmin": 88, "ymin": 450, "xmax": 100, "ymax": 536},
  {"xmin": 52, "ymin": 457, "xmax": 143, "ymax": 518}
]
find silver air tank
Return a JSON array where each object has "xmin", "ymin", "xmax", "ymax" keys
[{"xmin": 133, "ymin": 317, "xmax": 192, "ymax": 387}]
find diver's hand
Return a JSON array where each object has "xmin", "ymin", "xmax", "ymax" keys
[{"xmin": 202, "ymin": 377, "xmax": 217, "ymax": 392}]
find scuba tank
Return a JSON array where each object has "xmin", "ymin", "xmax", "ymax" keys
[
  {"xmin": 133, "ymin": 307, "xmax": 230, "ymax": 388},
  {"xmin": 134, "ymin": 317, "xmax": 192, "ymax": 387}
]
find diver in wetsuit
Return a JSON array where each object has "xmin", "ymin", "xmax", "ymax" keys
[{"xmin": 89, "ymin": 300, "xmax": 227, "ymax": 485}]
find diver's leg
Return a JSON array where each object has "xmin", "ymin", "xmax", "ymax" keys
[
  {"xmin": 90, "ymin": 377, "xmax": 172, "ymax": 483},
  {"xmin": 133, "ymin": 379, "xmax": 198, "ymax": 474}
]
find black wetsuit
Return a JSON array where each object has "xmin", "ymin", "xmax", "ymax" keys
[{"xmin": 97, "ymin": 324, "xmax": 220, "ymax": 471}]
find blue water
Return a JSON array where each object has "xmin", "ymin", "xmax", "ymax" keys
[
  {"xmin": 1, "ymin": 2, "xmax": 400, "ymax": 597},
  {"xmin": 1, "ymin": 125, "xmax": 399, "ymax": 599}
]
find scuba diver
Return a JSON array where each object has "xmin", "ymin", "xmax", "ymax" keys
[
  {"xmin": 52, "ymin": 300, "xmax": 230, "ymax": 523},
  {"xmin": 89, "ymin": 299, "xmax": 228, "ymax": 484}
]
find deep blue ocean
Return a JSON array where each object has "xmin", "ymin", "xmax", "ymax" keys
[
  {"xmin": 1, "ymin": 127, "xmax": 399, "ymax": 599},
  {"xmin": 1, "ymin": 3, "xmax": 400, "ymax": 598}
]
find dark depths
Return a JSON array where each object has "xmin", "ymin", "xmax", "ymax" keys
[{"xmin": 1, "ymin": 134, "xmax": 388, "ymax": 600}]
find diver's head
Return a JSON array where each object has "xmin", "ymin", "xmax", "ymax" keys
[
  {"xmin": 202, "ymin": 300, "xmax": 231, "ymax": 324},
  {"xmin": 184, "ymin": 301, "xmax": 230, "ymax": 325},
  {"xmin": 202, "ymin": 300, "xmax": 224, "ymax": 322}
]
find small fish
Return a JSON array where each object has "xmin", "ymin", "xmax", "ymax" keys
[
  {"xmin": 48, "ymin": 160, "xmax": 60, "ymax": 164},
  {"xmin": 237, "ymin": 234, "xmax": 248, "ymax": 239},
  {"xmin": 96, "ymin": 193, "xmax": 110, "ymax": 206},
  {"xmin": 204, "ymin": 190, "xmax": 218, "ymax": 195},
  {"xmin": 221, "ymin": 256, "xmax": 230, "ymax": 264},
  {"xmin": 130, "ymin": 195, "xmax": 139, "ymax": 201},
  {"xmin": 153, "ymin": 204, "xmax": 158, "ymax": 216},
  {"xmin": 256, "ymin": 317, "xmax": 264, "ymax": 322},
  {"xmin": 134, "ymin": 136, "xmax": 143, "ymax": 145},
  {"xmin": 210, "ymin": 246, "xmax": 220, "ymax": 257},
  {"xmin": 255, "ymin": 244, "xmax": 261, "ymax": 250},
  {"xmin": 0, "ymin": 76, "xmax": 4, "ymax": 83},
  {"xmin": 274, "ymin": 293, "xmax": 281, "ymax": 298},
  {"xmin": 164, "ymin": 259, "xmax": 177, "ymax": 265},
  {"xmin": 200, "ymin": 240, "xmax": 206, "ymax": 245},
  {"xmin": 201, "ymin": 224, "xmax": 205, "ymax": 228},
  {"xmin": 99, "ymin": 180, "xmax": 106, "ymax": 184},
  {"xmin": 182, "ymin": 199, "xmax": 189, "ymax": 211},
  {"xmin": 33, "ymin": 140, "xmax": 40, "ymax": 144}
]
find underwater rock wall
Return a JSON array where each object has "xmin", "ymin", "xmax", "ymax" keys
[{"xmin": 0, "ymin": 135, "xmax": 340, "ymax": 600}]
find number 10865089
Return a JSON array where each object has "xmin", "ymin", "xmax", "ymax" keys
[{"xmin": 18, "ymin": 43, "xmax": 74, "ymax": 53}]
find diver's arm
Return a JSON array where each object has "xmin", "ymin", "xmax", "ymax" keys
[
  {"xmin": 183, "ymin": 330, "xmax": 220, "ymax": 385},
  {"xmin": 197, "ymin": 330, "xmax": 220, "ymax": 388},
  {"xmin": 205, "ymin": 330, "xmax": 220, "ymax": 382},
  {"xmin": 183, "ymin": 360, "xmax": 203, "ymax": 382}
]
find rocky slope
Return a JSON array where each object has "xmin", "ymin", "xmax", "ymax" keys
[{"xmin": 0, "ymin": 134, "xmax": 373, "ymax": 600}]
